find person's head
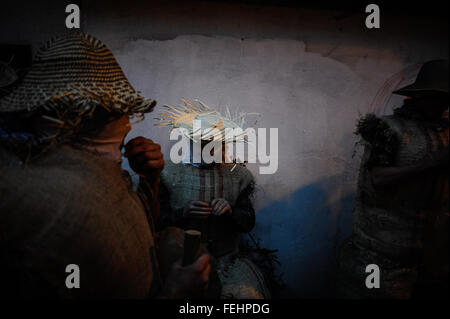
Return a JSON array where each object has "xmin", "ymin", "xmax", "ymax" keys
[
  {"xmin": 407, "ymin": 92, "xmax": 448, "ymax": 120},
  {"xmin": 200, "ymin": 140, "xmax": 227, "ymax": 162},
  {"xmin": 157, "ymin": 99, "xmax": 255, "ymax": 166},
  {"xmin": 76, "ymin": 108, "xmax": 131, "ymax": 142},
  {"xmin": 0, "ymin": 32, "xmax": 155, "ymax": 159},
  {"xmin": 187, "ymin": 139, "xmax": 227, "ymax": 165},
  {"xmin": 74, "ymin": 109, "xmax": 131, "ymax": 162},
  {"xmin": 393, "ymin": 60, "xmax": 448, "ymax": 120}
]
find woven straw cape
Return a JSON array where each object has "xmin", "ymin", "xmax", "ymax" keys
[{"xmin": 0, "ymin": 32, "xmax": 156, "ymax": 121}]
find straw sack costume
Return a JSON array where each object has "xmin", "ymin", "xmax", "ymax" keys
[
  {"xmin": 338, "ymin": 60, "xmax": 449, "ymax": 298},
  {"xmin": 0, "ymin": 32, "xmax": 161, "ymax": 297}
]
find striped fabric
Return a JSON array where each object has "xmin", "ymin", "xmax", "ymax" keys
[
  {"xmin": 160, "ymin": 161, "xmax": 255, "ymax": 257},
  {"xmin": 0, "ymin": 32, "xmax": 155, "ymax": 116},
  {"xmin": 160, "ymin": 161, "xmax": 270, "ymax": 299}
]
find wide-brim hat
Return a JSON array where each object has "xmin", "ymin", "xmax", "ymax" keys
[
  {"xmin": 393, "ymin": 59, "xmax": 449, "ymax": 96},
  {"xmin": 0, "ymin": 32, "xmax": 156, "ymax": 119},
  {"xmin": 156, "ymin": 99, "xmax": 254, "ymax": 143}
]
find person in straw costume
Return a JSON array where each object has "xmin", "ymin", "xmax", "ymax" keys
[
  {"xmin": 0, "ymin": 32, "xmax": 210, "ymax": 298},
  {"xmin": 338, "ymin": 60, "xmax": 449, "ymax": 298},
  {"xmin": 156, "ymin": 99, "xmax": 271, "ymax": 299}
]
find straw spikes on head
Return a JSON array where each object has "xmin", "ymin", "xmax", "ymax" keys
[{"xmin": 156, "ymin": 99, "xmax": 254, "ymax": 143}]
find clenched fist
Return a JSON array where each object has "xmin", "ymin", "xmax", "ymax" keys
[{"xmin": 124, "ymin": 137, "xmax": 164, "ymax": 185}]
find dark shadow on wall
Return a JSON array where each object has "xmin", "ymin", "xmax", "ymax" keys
[{"xmin": 251, "ymin": 176, "xmax": 355, "ymax": 298}]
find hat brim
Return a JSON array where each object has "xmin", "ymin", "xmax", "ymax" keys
[
  {"xmin": 393, "ymin": 83, "xmax": 449, "ymax": 96},
  {"xmin": 0, "ymin": 83, "xmax": 157, "ymax": 115},
  {"xmin": 0, "ymin": 32, "xmax": 157, "ymax": 115}
]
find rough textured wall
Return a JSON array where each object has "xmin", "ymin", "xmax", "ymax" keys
[
  {"xmin": 83, "ymin": 1, "xmax": 447, "ymax": 297},
  {"xmin": 2, "ymin": 0, "xmax": 448, "ymax": 297}
]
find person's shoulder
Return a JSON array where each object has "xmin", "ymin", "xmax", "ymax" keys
[
  {"xmin": 162, "ymin": 159, "xmax": 179, "ymax": 171},
  {"xmin": 17, "ymin": 145, "xmax": 129, "ymax": 200},
  {"xmin": 356, "ymin": 114, "xmax": 402, "ymax": 168},
  {"xmin": 223, "ymin": 163, "xmax": 255, "ymax": 184},
  {"xmin": 356, "ymin": 113, "xmax": 398, "ymax": 145},
  {"xmin": 161, "ymin": 160, "xmax": 185, "ymax": 183},
  {"xmin": 40, "ymin": 145, "xmax": 124, "ymax": 180},
  {"xmin": 236, "ymin": 164, "xmax": 254, "ymax": 178},
  {"xmin": 0, "ymin": 147, "xmax": 110, "ymax": 214}
]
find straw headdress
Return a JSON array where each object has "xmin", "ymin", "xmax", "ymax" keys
[
  {"xmin": 0, "ymin": 32, "xmax": 156, "ymax": 120},
  {"xmin": 156, "ymin": 99, "xmax": 256, "ymax": 143}
]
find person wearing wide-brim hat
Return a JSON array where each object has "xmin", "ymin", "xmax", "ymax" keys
[
  {"xmin": 338, "ymin": 60, "xmax": 449, "ymax": 298},
  {"xmin": 0, "ymin": 32, "xmax": 210, "ymax": 298},
  {"xmin": 0, "ymin": 31, "xmax": 157, "ymax": 156},
  {"xmin": 155, "ymin": 99, "xmax": 273, "ymax": 299}
]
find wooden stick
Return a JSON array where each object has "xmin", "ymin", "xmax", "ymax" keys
[{"xmin": 183, "ymin": 230, "xmax": 201, "ymax": 266}]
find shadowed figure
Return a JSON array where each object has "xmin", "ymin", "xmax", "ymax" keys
[{"xmin": 159, "ymin": 139, "xmax": 271, "ymax": 299}]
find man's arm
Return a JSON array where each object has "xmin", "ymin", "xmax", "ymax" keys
[
  {"xmin": 125, "ymin": 137, "xmax": 164, "ymax": 230},
  {"xmin": 157, "ymin": 254, "xmax": 211, "ymax": 299},
  {"xmin": 371, "ymin": 146, "xmax": 449, "ymax": 188},
  {"xmin": 124, "ymin": 137, "xmax": 212, "ymax": 298}
]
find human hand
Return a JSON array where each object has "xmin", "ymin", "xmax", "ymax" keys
[
  {"xmin": 124, "ymin": 137, "xmax": 164, "ymax": 185},
  {"xmin": 160, "ymin": 253, "xmax": 211, "ymax": 298},
  {"xmin": 183, "ymin": 201, "xmax": 212, "ymax": 219},
  {"xmin": 211, "ymin": 198, "xmax": 232, "ymax": 216}
]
